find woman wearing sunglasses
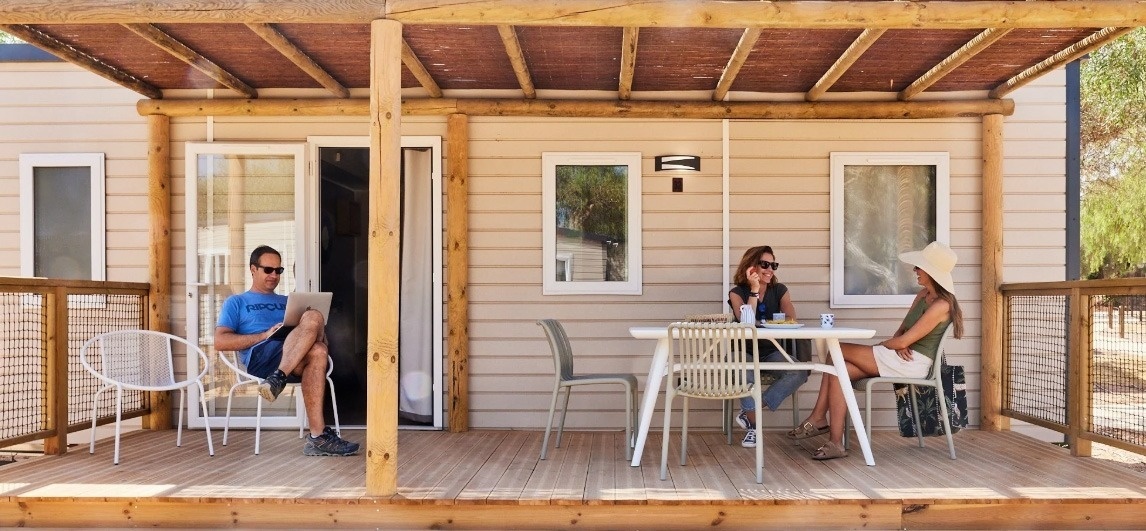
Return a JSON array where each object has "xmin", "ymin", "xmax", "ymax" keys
[{"xmin": 727, "ymin": 245, "xmax": 807, "ymax": 448}]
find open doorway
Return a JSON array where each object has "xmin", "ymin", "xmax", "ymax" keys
[{"xmin": 313, "ymin": 138, "xmax": 443, "ymax": 428}]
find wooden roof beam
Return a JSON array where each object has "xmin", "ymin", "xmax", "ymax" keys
[
  {"xmin": 122, "ymin": 23, "xmax": 256, "ymax": 98},
  {"xmin": 618, "ymin": 26, "xmax": 639, "ymax": 100},
  {"xmin": 990, "ymin": 27, "xmax": 1135, "ymax": 98},
  {"xmin": 713, "ymin": 28, "xmax": 762, "ymax": 102},
  {"xmin": 139, "ymin": 97, "xmax": 1015, "ymax": 120},
  {"xmin": 496, "ymin": 25, "xmax": 535, "ymax": 99},
  {"xmin": 401, "ymin": 39, "xmax": 443, "ymax": 98},
  {"xmin": 805, "ymin": 28, "xmax": 885, "ymax": 102},
  {"xmin": 244, "ymin": 23, "xmax": 349, "ymax": 98},
  {"xmin": 3, "ymin": 1, "xmax": 1146, "ymax": 28},
  {"xmin": 0, "ymin": 24, "xmax": 162, "ymax": 99},
  {"xmin": 387, "ymin": 1, "xmax": 1146, "ymax": 29},
  {"xmin": 899, "ymin": 28, "xmax": 1011, "ymax": 100}
]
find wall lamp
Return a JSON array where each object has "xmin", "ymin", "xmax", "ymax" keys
[{"xmin": 654, "ymin": 155, "xmax": 700, "ymax": 172}]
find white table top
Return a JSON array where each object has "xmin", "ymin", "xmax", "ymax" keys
[{"xmin": 629, "ymin": 325, "xmax": 876, "ymax": 341}]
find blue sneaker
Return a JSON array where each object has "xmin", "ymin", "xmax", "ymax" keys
[
  {"xmin": 741, "ymin": 429, "xmax": 757, "ymax": 448},
  {"xmin": 735, "ymin": 410, "xmax": 755, "ymax": 431}
]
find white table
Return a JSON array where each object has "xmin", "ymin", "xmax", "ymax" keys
[{"xmin": 628, "ymin": 325, "xmax": 877, "ymax": 467}]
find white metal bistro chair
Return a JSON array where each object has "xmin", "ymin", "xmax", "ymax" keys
[
  {"xmin": 537, "ymin": 319, "xmax": 637, "ymax": 461},
  {"xmin": 217, "ymin": 351, "xmax": 341, "ymax": 455},
  {"xmin": 79, "ymin": 330, "xmax": 215, "ymax": 465},
  {"xmin": 661, "ymin": 322, "xmax": 765, "ymax": 484},
  {"xmin": 850, "ymin": 324, "xmax": 957, "ymax": 459}
]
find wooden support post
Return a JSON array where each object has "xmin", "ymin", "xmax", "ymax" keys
[
  {"xmin": 446, "ymin": 113, "xmax": 470, "ymax": 432},
  {"xmin": 980, "ymin": 113, "xmax": 1008, "ymax": 431},
  {"xmin": 1068, "ymin": 289, "xmax": 1093, "ymax": 456},
  {"xmin": 145, "ymin": 113, "xmax": 173, "ymax": 430},
  {"xmin": 366, "ymin": 18, "xmax": 403, "ymax": 498},
  {"xmin": 43, "ymin": 287, "xmax": 69, "ymax": 455}
]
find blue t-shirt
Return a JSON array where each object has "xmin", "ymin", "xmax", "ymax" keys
[{"xmin": 217, "ymin": 290, "xmax": 287, "ymax": 366}]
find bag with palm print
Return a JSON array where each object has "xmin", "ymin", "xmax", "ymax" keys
[{"xmin": 894, "ymin": 363, "xmax": 968, "ymax": 437}]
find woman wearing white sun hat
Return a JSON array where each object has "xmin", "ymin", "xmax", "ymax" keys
[{"xmin": 787, "ymin": 241, "xmax": 965, "ymax": 461}]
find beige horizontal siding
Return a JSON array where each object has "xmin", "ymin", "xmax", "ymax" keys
[
  {"xmin": 0, "ymin": 61, "xmax": 1068, "ymax": 433},
  {"xmin": 0, "ymin": 62, "xmax": 149, "ymax": 279}
]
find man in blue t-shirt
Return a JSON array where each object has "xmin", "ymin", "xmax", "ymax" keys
[{"xmin": 214, "ymin": 245, "xmax": 358, "ymax": 457}]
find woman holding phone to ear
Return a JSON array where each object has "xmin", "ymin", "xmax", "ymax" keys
[{"xmin": 726, "ymin": 245, "xmax": 807, "ymax": 448}]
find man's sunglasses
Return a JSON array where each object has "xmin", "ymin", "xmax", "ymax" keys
[
  {"xmin": 254, "ymin": 265, "xmax": 285, "ymax": 275},
  {"xmin": 757, "ymin": 260, "xmax": 780, "ymax": 270}
]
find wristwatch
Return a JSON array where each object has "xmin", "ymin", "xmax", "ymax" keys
[{"xmin": 749, "ymin": 292, "xmax": 759, "ymax": 297}]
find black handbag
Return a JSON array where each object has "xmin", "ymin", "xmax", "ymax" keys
[{"xmin": 895, "ymin": 363, "xmax": 969, "ymax": 437}]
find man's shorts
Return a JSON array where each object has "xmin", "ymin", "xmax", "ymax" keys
[{"xmin": 246, "ymin": 340, "xmax": 285, "ymax": 378}]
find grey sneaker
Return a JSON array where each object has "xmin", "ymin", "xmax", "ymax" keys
[
  {"xmin": 257, "ymin": 370, "xmax": 287, "ymax": 402},
  {"xmin": 304, "ymin": 427, "xmax": 360, "ymax": 456},
  {"xmin": 741, "ymin": 429, "xmax": 757, "ymax": 448}
]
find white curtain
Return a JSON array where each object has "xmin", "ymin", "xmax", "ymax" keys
[{"xmin": 399, "ymin": 148, "xmax": 435, "ymax": 423}]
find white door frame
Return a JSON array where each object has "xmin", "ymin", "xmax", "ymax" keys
[
  {"xmin": 307, "ymin": 135, "xmax": 444, "ymax": 429},
  {"xmin": 184, "ymin": 142, "xmax": 307, "ymax": 429}
]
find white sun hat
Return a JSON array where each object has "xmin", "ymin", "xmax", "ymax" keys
[{"xmin": 898, "ymin": 241, "xmax": 957, "ymax": 294}]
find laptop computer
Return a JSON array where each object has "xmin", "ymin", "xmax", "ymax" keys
[{"xmin": 268, "ymin": 291, "xmax": 332, "ymax": 340}]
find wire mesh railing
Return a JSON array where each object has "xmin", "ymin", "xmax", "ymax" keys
[
  {"xmin": 1002, "ymin": 279, "xmax": 1146, "ymax": 457},
  {"xmin": 0, "ymin": 277, "xmax": 150, "ymax": 451}
]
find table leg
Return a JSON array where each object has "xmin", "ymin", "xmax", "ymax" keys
[
  {"xmin": 826, "ymin": 339, "xmax": 876, "ymax": 466},
  {"xmin": 630, "ymin": 338, "xmax": 669, "ymax": 466}
]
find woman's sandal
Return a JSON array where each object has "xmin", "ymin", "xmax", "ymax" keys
[
  {"xmin": 787, "ymin": 421, "xmax": 829, "ymax": 440},
  {"xmin": 811, "ymin": 441, "xmax": 848, "ymax": 461}
]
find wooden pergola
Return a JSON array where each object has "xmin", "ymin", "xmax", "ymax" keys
[{"xmin": 3, "ymin": 0, "xmax": 1144, "ymax": 496}]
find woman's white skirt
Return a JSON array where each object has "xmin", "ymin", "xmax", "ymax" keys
[{"xmin": 872, "ymin": 344, "xmax": 932, "ymax": 378}]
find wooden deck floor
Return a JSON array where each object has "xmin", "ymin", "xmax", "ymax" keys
[{"xmin": 2, "ymin": 428, "xmax": 1145, "ymax": 529}]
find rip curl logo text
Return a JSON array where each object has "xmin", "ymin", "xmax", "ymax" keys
[{"xmin": 245, "ymin": 303, "xmax": 286, "ymax": 312}]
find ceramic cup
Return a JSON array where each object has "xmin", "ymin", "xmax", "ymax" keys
[{"xmin": 820, "ymin": 313, "xmax": 835, "ymax": 328}]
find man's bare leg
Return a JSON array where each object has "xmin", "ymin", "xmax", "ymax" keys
[{"xmin": 258, "ymin": 309, "xmax": 328, "ymax": 417}]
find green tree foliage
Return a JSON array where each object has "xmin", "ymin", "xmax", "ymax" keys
[
  {"xmin": 0, "ymin": 31, "xmax": 22, "ymax": 44},
  {"xmin": 554, "ymin": 164, "xmax": 627, "ymax": 239},
  {"xmin": 1080, "ymin": 28, "xmax": 1146, "ymax": 278}
]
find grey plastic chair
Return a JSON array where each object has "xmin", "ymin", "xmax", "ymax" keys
[
  {"xmin": 537, "ymin": 319, "xmax": 637, "ymax": 461},
  {"xmin": 850, "ymin": 325, "xmax": 957, "ymax": 459},
  {"xmin": 79, "ymin": 330, "xmax": 215, "ymax": 465}
]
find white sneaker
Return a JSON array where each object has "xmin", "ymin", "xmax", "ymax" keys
[{"xmin": 741, "ymin": 429, "xmax": 757, "ymax": 448}]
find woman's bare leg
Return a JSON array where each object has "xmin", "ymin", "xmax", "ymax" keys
[{"xmin": 800, "ymin": 342, "xmax": 880, "ymax": 430}]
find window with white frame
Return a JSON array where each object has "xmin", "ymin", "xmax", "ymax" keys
[
  {"xmin": 19, "ymin": 153, "xmax": 106, "ymax": 280},
  {"xmin": 542, "ymin": 152, "xmax": 642, "ymax": 295},
  {"xmin": 830, "ymin": 152, "xmax": 949, "ymax": 308}
]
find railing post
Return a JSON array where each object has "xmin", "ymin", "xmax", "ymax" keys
[
  {"xmin": 43, "ymin": 287, "xmax": 69, "ymax": 455},
  {"xmin": 1066, "ymin": 288, "xmax": 1092, "ymax": 456},
  {"xmin": 139, "ymin": 292, "xmax": 171, "ymax": 430}
]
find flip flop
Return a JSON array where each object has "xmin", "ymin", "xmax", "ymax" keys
[
  {"xmin": 787, "ymin": 420, "xmax": 829, "ymax": 439},
  {"xmin": 811, "ymin": 441, "xmax": 848, "ymax": 460}
]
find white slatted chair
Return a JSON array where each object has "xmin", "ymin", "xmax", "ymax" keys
[
  {"xmin": 850, "ymin": 325, "xmax": 957, "ymax": 459},
  {"xmin": 217, "ymin": 351, "xmax": 341, "ymax": 455},
  {"xmin": 79, "ymin": 330, "xmax": 215, "ymax": 465},
  {"xmin": 661, "ymin": 322, "xmax": 765, "ymax": 483},
  {"xmin": 537, "ymin": 319, "xmax": 637, "ymax": 461},
  {"xmin": 681, "ymin": 313, "xmax": 805, "ymax": 444}
]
